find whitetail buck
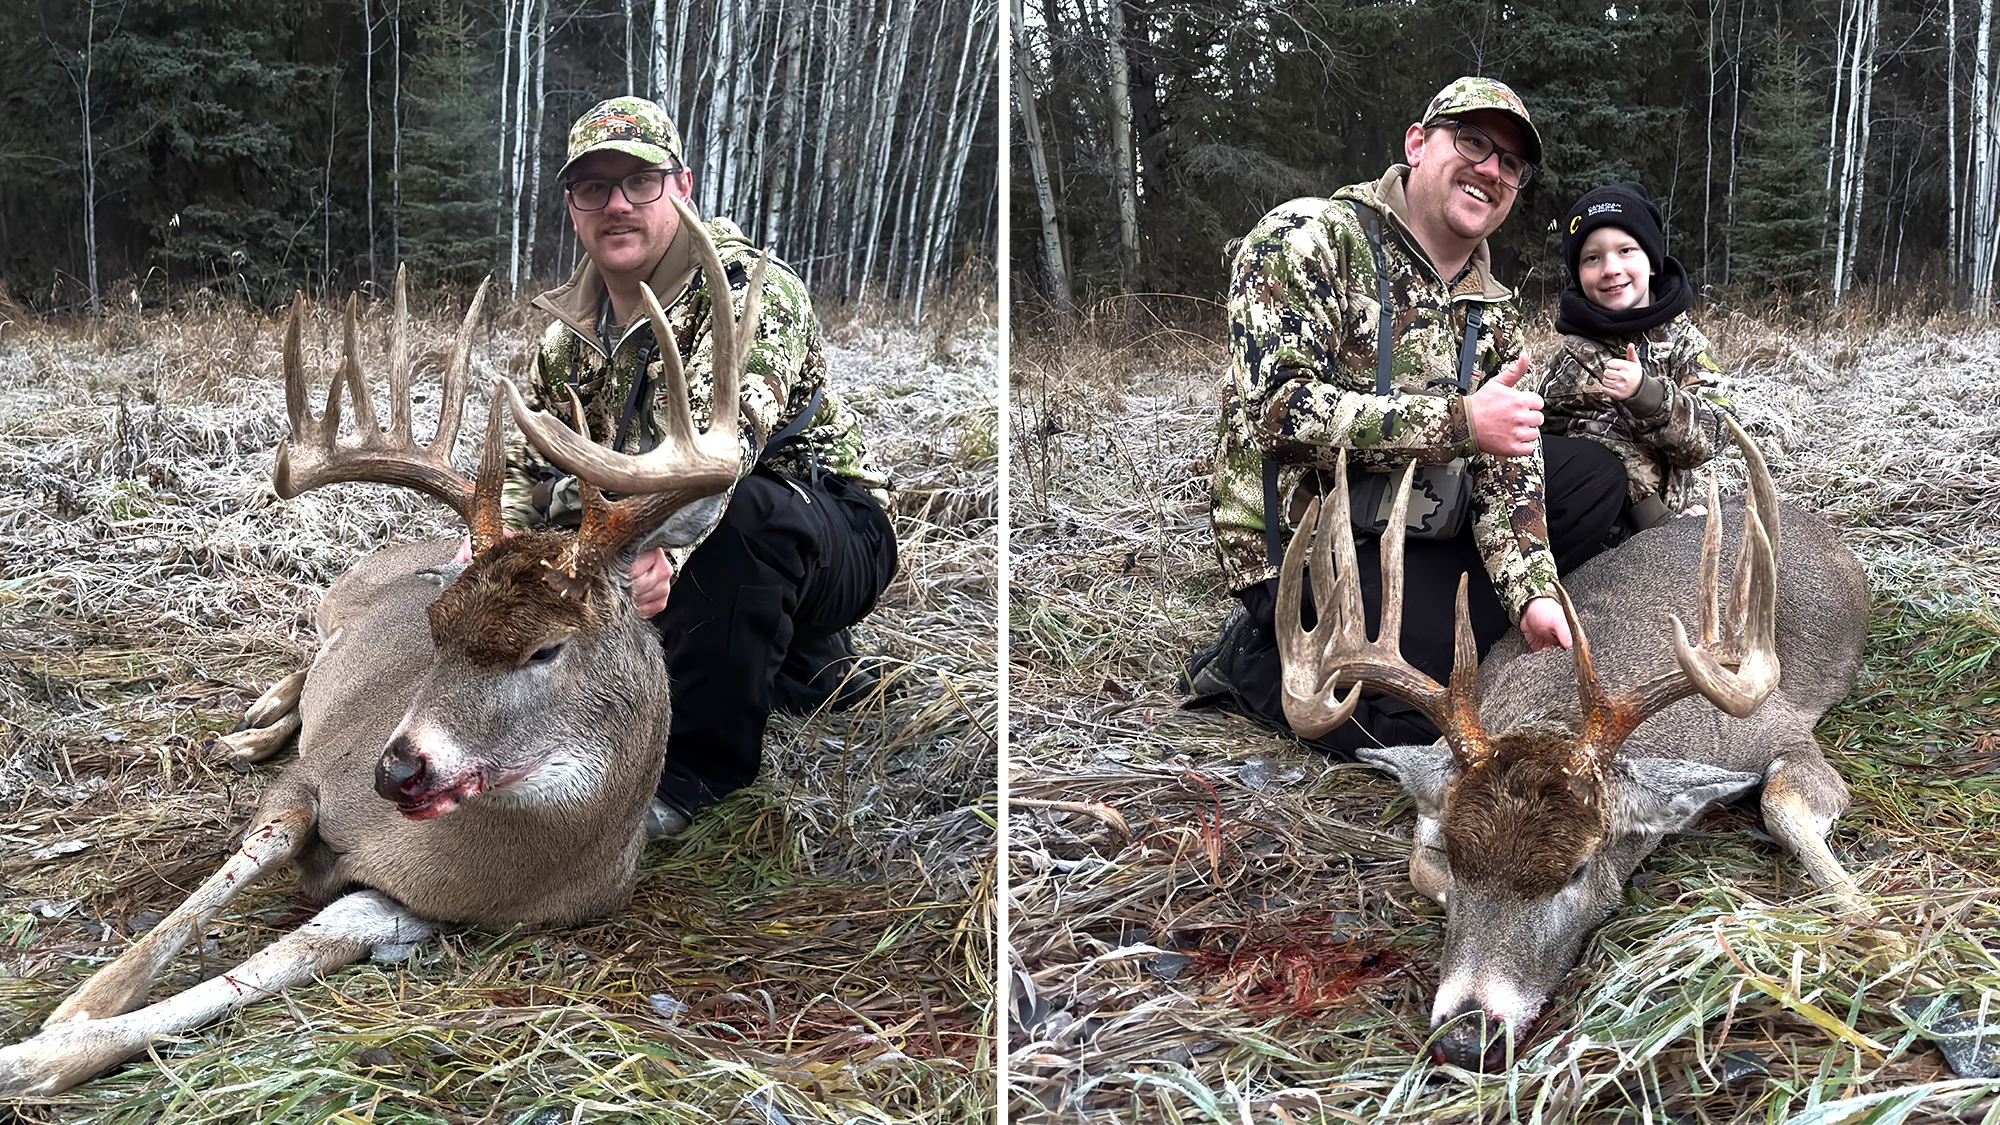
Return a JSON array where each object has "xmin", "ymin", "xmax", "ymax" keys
[
  {"xmin": 0, "ymin": 200, "xmax": 762, "ymax": 1095},
  {"xmin": 1278, "ymin": 420, "xmax": 1869, "ymax": 1071}
]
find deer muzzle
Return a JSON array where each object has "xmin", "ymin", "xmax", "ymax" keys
[{"xmin": 375, "ymin": 736, "xmax": 431, "ymax": 805}]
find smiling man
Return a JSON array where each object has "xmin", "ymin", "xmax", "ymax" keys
[
  {"xmin": 1184, "ymin": 77, "xmax": 1629, "ymax": 755},
  {"xmin": 502, "ymin": 97, "xmax": 896, "ymax": 834}
]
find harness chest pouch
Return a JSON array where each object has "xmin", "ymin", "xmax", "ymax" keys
[
  {"xmin": 1340, "ymin": 198, "xmax": 1482, "ymax": 543},
  {"xmin": 1347, "ymin": 457, "xmax": 1474, "ymax": 540}
]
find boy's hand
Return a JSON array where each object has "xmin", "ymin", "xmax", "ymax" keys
[
  {"xmin": 1466, "ymin": 357, "xmax": 1544, "ymax": 458},
  {"xmin": 629, "ymin": 548, "xmax": 674, "ymax": 617},
  {"xmin": 1597, "ymin": 344, "xmax": 1643, "ymax": 401},
  {"xmin": 1520, "ymin": 596, "xmax": 1572, "ymax": 652}
]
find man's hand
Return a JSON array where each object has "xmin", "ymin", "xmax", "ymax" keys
[
  {"xmin": 1520, "ymin": 596, "xmax": 1571, "ymax": 652},
  {"xmin": 452, "ymin": 529, "xmax": 515, "ymax": 564},
  {"xmin": 1596, "ymin": 344, "xmax": 1643, "ymax": 401},
  {"xmin": 1465, "ymin": 356, "xmax": 1544, "ymax": 458},
  {"xmin": 629, "ymin": 548, "xmax": 673, "ymax": 617}
]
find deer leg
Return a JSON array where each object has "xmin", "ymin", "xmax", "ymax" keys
[
  {"xmin": 1760, "ymin": 752, "xmax": 1868, "ymax": 914},
  {"xmin": 216, "ymin": 671, "xmax": 308, "ymax": 765},
  {"xmin": 44, "ymin": 800, "xmax": 314, "ymax": 1026},
  {"xmin": 0, "ymin": 890, "xmax": 430, "ymax": 1097}
]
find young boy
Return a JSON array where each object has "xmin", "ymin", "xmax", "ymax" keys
[{"xmin": 1540, "ymin": 182, "xmax": 1735, "ymax": 536}]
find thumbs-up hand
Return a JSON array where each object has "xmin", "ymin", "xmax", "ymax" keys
[
  {"xmin": 1466, "ymin": 355, "xmax": 1544, "ymax": 457},
  {"xmin": 1597, "ymin": 343, "xmax": 1644, "ymax": 402}
]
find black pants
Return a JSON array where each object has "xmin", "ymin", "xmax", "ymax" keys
[
  {"xmin": 1206, "ymin": 436, "xmax": 1626, "ymax": 755},
  {"xmin": 654, "ymin": 469, "xmax": 897, "ymax": 813}
]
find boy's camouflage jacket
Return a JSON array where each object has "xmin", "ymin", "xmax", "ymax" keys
[
  {"xmin": 505, "ymin": 216, "xmax": 888, "ymax": 571},
  {"xmin": 1210, "ymin": 166, "xmax": 1557, "ymax": 621},
  {"xmin": 1540, "ymin": 315, "xmax": 1734, "ymax": 515}
]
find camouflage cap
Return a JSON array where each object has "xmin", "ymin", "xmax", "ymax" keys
[
  {"xmin": 1421, "ymin": 76, "xmax": 1542, "ymax": 166},
  {"xmin": 560, "ymin": 97, "xmax": 685, "ymax": 181}
]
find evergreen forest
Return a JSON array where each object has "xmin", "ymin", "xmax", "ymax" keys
[
  {"xmin": 1, "ymin": 0, "xmax": 998, "ymax": 315},
  {"xmin": 1014, "ymin": 0, "xmax": 1988, "ymax": 317}
]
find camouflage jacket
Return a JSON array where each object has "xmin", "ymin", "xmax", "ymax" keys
[
  {"xmin": 1210, "ymin": 166, "xmax": 1557, "ymax": 620},
  {"xmin": 1540, "ymin": 316, "xmax": 1734, "ymax": 515},
  {"xmin": 504, "ymin": 216, "xmax": 888, "ymax": 570}
]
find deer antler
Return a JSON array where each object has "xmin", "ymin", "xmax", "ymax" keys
[
  {"xmin": 1277, "ymin": 454, "xmax": 1491, "ymax": 765},
  {"xmin": 1563, "ymin": 414, "xmax": 1781, "ymax": 774},
  {"xmin": 503, "ymin": 197, "xmax": 764, "ymax": 595},
  {"xmin": 274, "ymin": 269, "xmax": 505, "ymax": 552}
]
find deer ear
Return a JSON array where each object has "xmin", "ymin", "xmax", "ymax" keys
[
  {"xmin": 640, "ymin": 490, "xmax": 730, "ymax": 551},
  {"xmin": 1358, "ymin": 743, "xmax": 1457, "ymax": 817},
  {"xmin": 1613, "ymin": 758, "xmax": 1762, "ymax": 836}
]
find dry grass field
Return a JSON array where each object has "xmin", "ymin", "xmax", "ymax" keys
[
  {"xmin": 1007, "ymin": 307, "xmax": 2000, "ymax": 1124},
  {"xmin": 0, "ymin": 289, "xmax": 997, "ymax": 1123}
]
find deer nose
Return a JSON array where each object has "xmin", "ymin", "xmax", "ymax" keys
[
  {"xmin": 1432, "ymin": 1005, "xmax": 1510, "ymax": 1071},
  {"xmin": 375, "ymin": 736, "xmax": 430, "ymax": 803}
]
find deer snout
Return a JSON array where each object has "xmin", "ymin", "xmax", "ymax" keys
[
  {"xmin": 1431, "ymin": 1002, "xmax": 1511, "ymax": 1072},
  {"xmin": 375, "ymin": 736, "xmax": 431, "ymax": 803}
]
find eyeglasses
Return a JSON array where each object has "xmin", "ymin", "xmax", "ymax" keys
[
  {"xmin": 565, "ymin": 169, "xmax": 680, "ymax": 211},
  {"xmin": 1439, "ymin": 122, "xmax": 1534, "ymax": 190}
]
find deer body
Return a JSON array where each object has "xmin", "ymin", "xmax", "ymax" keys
[
  {"xmin": 1277, "ymin": 424, "xmax": 1872, "ymax": 1070},
  {"xmin": 288, "ymin": 536, "xmax": 666, "ymax": 926}
]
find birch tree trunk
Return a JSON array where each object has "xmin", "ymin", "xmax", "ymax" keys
[
  {"xmin": 76, "ymin": 0, "xmax": 102, "ymax": 315},
  {"xmin": 1106, "ymin": 0, "xmax": 1141, "ymax": 288},
  {"xmin": 497, "ymin": 0, "xmax": 518, "ymax": 230},
  {"xmin": 1702, "ymin": 0, "xmax": 1717, "ymax": 288},
  {"xmin": 624, "ymin": 0, "xmax": 634, "ymax": 95},
  {"xmin": 1014, "ymin": 0, "xmax": 1069, "ymax": 305},
  {"xmin": 651, "ymin": 0, "xmax": 668, "ymax": 106},
  {"xmin": 391, "ymin": 1, "xmax": 402, "ymax": 270},
  {"xmin": 1977, "ymin": 0, "xmax": 2000, "ymax": 309},
  {"xmin": 509, "ymin": 0, "xmax": 534, "ymax": 295},
  {"xmin": 362, "ymin": 0, "xmax": 377, "ymax": 292},
  {"xmin": 765, "ymin": 5, "xmax": 804, "ymax": 247},
  {"xmin": 668, "ymin": 0, "xmax": 692, "ymax": 122},
  {"xmin": 1950, "ymin": 0, "xmax": 1961, "ymax": 298},
  {"xmin": 525, "ymin": 0, "xmax": 548, "ymax": 284},
  {"xmin": 704, "ymin": 0, "xmax": 736, "ymax": 215}
]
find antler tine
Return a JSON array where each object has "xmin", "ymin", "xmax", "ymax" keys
[
  {"xmin": 278, "ymin": 292, "xmax": 314, "ymax": 439},
  {"xmin": 1276, "ymin": 452, "xmax": 1476, "ymax": 748},
  {"xmin": 1446, "ymin": 574, "xmax": 1490, "ymax": 767},
  {"xmin": 639, "ymin": 280, "xmax": 698, "ymax": 453},
  {"xmin": 340, "ymin": 294, "xmax": 383, "ymax": 438},
  {"xmin": 432, "ymin": 277, "xmax": 490, "ymax": 459},
  {"xmin": 1278, "ymin": 496, "xmax": 1363, "ymax": 736},
  {"xmin": 1577, "ymin": 418, "xmax": 1785, "ymax": 756},
  {"xmin": 270, "ymin": 277, "xmax": 484, "ymax": 529},
  {"xmin": 673, "ymin": 194, "xmax": 754, "ymax": 445},
  {"xmin": 388, "ymin": 265, "xmax": 412, "ymax": 446},
  {"xmin": 467, "ymin": 382, "xmax": 508, "ymax": 554}
]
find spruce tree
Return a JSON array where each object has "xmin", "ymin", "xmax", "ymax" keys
[
  {"xmin": 397, "ymin": 0, "xmax": 503, "ymax": 288},
  {"xmin": 1729, "ymin": 38, "xmax": 1831, "ymax": 298}
]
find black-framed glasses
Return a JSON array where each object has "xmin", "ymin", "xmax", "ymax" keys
[
  {"xmin": 565, "ymin": 168, "xmax": 680, "ymax": 211},
  {"xmin": 1439, "ymin": 122, "xmax": 1534, "ymax": 190}
]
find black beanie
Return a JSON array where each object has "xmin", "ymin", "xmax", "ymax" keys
[{"xmin": 1562, "ymin": 182, "xmax": 1666, "ymax": 283}]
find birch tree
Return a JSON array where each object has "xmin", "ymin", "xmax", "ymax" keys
[
  {"xmin": 1015, "ymin": 0, "xmax": 1069, "ymax": 305},
  {"xmin": 1105, "ymin": 0, "xmax": 1139, "ymax": 287}
]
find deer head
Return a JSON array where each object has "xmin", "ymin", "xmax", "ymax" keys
[
  {"xmin": 277, "ymin": 198, "xmax": 762, "ymax": 821},
  {"xmin": 1276, "ymin": 419, "xmax": 1780, "ymax": 1070}
]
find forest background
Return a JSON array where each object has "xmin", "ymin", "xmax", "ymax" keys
[
  {"xmin": 1013, "ymin": 0, "xmax": 1988, "ymax": 318},
  {"xmin": 1, "ymin": 0, "xmax": 999, "ymax": 317}
]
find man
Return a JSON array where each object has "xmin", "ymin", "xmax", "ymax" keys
[
  {"xmin": 1185, "ymin": 77, "xmax": 1627, "ymax": 753},
  {"xmin": 502, "ymin": 97, "xmax": 897, "ymax": 833}
]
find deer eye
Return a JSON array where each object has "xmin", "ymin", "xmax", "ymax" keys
[
  {"xmin": 1567, "ymin": 860, "xmax": 1590, "ymax": 887},
  {"xmin": 528, "ymin": 641, "xmax": 566, "ymax": 665}
]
